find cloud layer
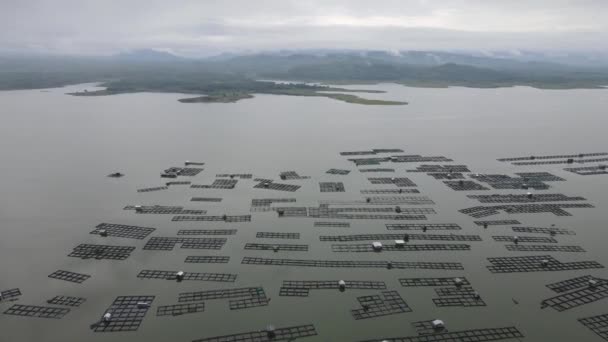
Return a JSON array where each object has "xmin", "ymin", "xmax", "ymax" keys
[{"xmin": 2, "ymin": 0, "xmax": 607, "ymax": 56}]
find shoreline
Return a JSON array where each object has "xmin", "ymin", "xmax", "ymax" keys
[{"xmin": 67, "ymin": 85, "xmax": 408, "ymax": 105}]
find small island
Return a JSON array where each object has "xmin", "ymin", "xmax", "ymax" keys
[
  {"xmin": 178, "ymin": 93, "xmax": 254, "ymax": 103},
  {"xmin": 68, "ymin": 79, "xmax": 408, "ymax": 105}
]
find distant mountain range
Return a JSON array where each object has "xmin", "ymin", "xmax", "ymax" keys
[
  {"xmin": 0, "ymin": 49, "xmax": 607, "ymax": 92},
  {"xmin": 198, "ymin": 50, "xmax": 608, "ymax": 88},
  {"xmin": 110, "ymin": 48, "xmax": 608, "ymax": 68}
]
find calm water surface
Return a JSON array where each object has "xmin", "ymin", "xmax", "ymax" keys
[{"xmin": 1, "ymin": 83, "xmax": 607, "ymax": 341}]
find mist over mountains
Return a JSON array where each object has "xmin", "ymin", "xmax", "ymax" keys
[
  {"xmin": 111, "ymin": 48, "xmax": 608, "ymax": 68},
  {"xmin": 1, "ymin": 49, "xmax": 607, "ymax": 91}
]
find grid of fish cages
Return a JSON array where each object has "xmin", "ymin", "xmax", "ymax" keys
[
  {"xmin": 143, "ymin": 237, "xmax": 227, "ymax": 250},
  {"xmin": 191, "ymin": 179, "xmax": 238, "ymax": 189},
  {"xmin": 90, "ymin": 222, "xmax": 156, "ymax": 239},
  {"xmin": 444, "ymin": 180, "xmax": 489, "ymax": 191},
  {"xmin": 579, "ymin": 313, "xmax": 608, "ymax": 341},
  {"xmin": 565, "ymin": 165, "xmax": 608, "ymax": 175},
  {"xmin": 137, "ymin": 269, "xmax": 237, "ymax": 282},
  {"xmin": 486, "ymin": 255, "xmax": 604, "ymax": 273},
  {"xmin": 48, "ymin": 270, "xmax": 91, "ymax": 283},
  {"xmin": 351, "ymin": 291, "xmax": 411, "ymax": 320},
  {"xmin": 68, "ymin": 244, "xmax": 135, "ymax": 260},
  {"xmin": 192, "ymin": 324, "xmax": 318, "ymax": 342},
  {"xmin": 177, "ymin": 229, "xmax": 237, "ymax": 235},
  {"xmin": 46, "ymin": 296, "xmax": 86, "ymax": 307},
  {"xmin": 184, "ymin": 256, "xmax": 230, "ymax": 264},
  {"xmin": 361, "ymin": 189, "xmax": 420, "ymax": 194},
  {"xmin": 357, "ymin": 326, "xmax": 524, "ymax": 342},
  {"xmin": 7, "ymin": 146, "xmax": 604, "ymax": 341},
  {"xmin": 91, "ymin": 295, "xmax": 155, "ymax": 332},
  {"xmin": 320, "ymin": 233, "xmax": 481, "ymax": 242},
  {"xmin": 4, "ymin": 304, "xmax": 70, "ymax": 319},
  {"xmin": 319, "ymin": 181, "xmax": 345, "ymax": 192},
  {"xmin": 241, "ymin": 257, "xmax": 464, "ymax": 270},
  {"xmin": 386, "ymin": 223, "xmax": 462, "ymax": 231},
  {"xmin": 314, "ymin": 221, "xmax": 351, "ymax": 228}
]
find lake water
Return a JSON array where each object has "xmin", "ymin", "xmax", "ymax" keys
[{"xmin": 1, "ymin": 83, "xmax": 608, "ymax": 341}]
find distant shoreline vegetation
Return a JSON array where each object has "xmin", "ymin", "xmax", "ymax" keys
[
  {"xmin": 309, "ymin": 79, "xmax": 608, "ymax": 90},
  {"xmin": 67, "ymin": 81, "xmax": 408, "ymax": 105},
  {"xmin": 2, "ymin": 50, "xmax": 608, "ymax": 105}
]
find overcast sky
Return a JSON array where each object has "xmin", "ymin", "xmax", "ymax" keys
[{"xmin": 1, "ymin": 0, "xmax": 607, "ymax": 56}]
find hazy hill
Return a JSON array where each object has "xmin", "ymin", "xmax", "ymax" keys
[
  {"xmin": 0, "ymin": 49, "xmax": 607, "ymax": 92},
  {"xmin": 111, "ymin": 49, "xmax": 184, "ymax": 62}
]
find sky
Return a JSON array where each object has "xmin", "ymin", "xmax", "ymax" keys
[{"xmin": 1, "ymin": 0, "xmax": 607, "ymax": 56}]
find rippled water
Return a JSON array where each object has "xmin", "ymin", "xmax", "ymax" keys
[{"xmin": 1, "ymin": 83, "xmax": 608, "ymax": 341}]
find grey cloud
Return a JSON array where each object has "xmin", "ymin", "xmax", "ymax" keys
[{"xmin": 0, "ymin": 0, "xmax": 607, "ymax": 56}]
